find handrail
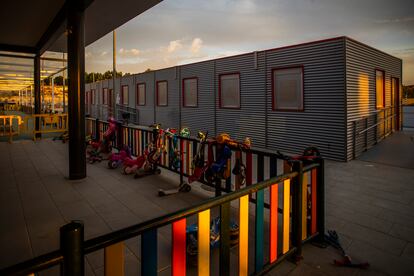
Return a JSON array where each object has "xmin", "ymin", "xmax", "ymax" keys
[
  {"xmin": 358, "ymin": 114, "xmax": 396, "ymax": 135},
  {"xmin": 84, "ymin": 170, "xmax": 300, "ymax": 253},
  {"xmin": 0, "ymin": 158, "xmax": 324, "ymax": 275}
]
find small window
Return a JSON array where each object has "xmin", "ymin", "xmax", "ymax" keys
[
  {"xmin": 108, "ymin": 89, "xmax": 113, "ymax": 107},
  {"xmin": 183, "ymin": 78, "xmax": 198, "ymax": 107},
  {"xmin": 157, "ymin": 81, "xmax": 168, "ymax": 106},
  {"xmin": 219, "ymin": 73, "xmax": 240, "ymax": 108},
  {"xmin": 376, "ymin": 70, "xmax": 385, "ymax": 109},
  {"xmin": 85, "ymin": 91, "xmax": 89, "ymax": 104},
  {"xmin": 137, "ymin": 83, "xmax": 146, "ymax": 106},
  {"xmin": 91, "ymin": 89, "xmax": 96, "ymax": 104},
  {"xmin": 121, "ymin": 85, "xmax": 129, "ymax": 106},
  {"xmin": 273, "ymin": 67, "xmax": 303, "ymax": 111},
  {"xmin": 103, "ymin": 88, "xmax": 108, "ymax": 105}
]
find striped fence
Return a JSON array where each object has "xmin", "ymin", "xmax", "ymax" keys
[
  {"xmin": 0, "ymin": 159, "xmax": 324, "ymax": 276},
  {"xmin": 0, "ymin": 118, "xmax": 324, "ymax": 275},
  {"xmin": 85, "ymin": 118, "xmax": 302, "ymax": 195}
]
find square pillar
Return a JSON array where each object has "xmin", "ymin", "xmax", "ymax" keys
[{"xmin": 67, "ymin": 0, "xmax": 86, "ymax": 179}]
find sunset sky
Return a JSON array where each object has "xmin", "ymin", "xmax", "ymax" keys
[{"xmin": 85, "ymin": 0, "xmax": 414, "ymax": 84}]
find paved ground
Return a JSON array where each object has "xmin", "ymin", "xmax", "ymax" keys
[{"xmin": 1, "ymin": 131, "xmax": 414, "ymax": 275}]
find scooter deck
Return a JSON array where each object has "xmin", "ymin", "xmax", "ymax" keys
[{"xmin": 158, "ymin": 183, "xmax": 191, "ymax": 197}]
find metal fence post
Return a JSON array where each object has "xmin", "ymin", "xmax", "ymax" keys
[
  {"xmin": 291, "ymin": 161, "xmax": 303, "ymax": 262},
  {"xmin": 316, "ymin": 158, "xmax": 325, "ymax": 243},
  {"xmin": 352, "ymin": 121, "xmax": 356, "ymax": 159},
  {"xmin": 94, "ymin": 118, "xmax": 99, "ymax": 141},
  {"xmin": 60, "ymin": 221, "xmax": 84, "ymax": 276}
]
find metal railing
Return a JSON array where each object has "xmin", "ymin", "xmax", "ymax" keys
[
  {"xmin": 0, "ymin": 156, "xmax": 324, "ymax": 275},
  {"xmin": 352, "ymin": 106, "xmax": 399, "ymax": 159},
  {"xmin": 25, "ymin": 114, "xmax": 68, "ymax": 140},
  {"xmin": 0, "ymin": 115, "xmax": 23, "ymax": 142}
]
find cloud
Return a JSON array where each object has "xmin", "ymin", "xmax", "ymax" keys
[
  {"xmin": 167, "ymin": 40, "xmax": 183, "ymax": 53},
  {"xmin": 190, "ymin": 38, "xmax": 203, "ymax": 54},
  {"xmin": 375, "ymin": 17, "xmax": 414, "ymax": 24},
  {"xmin": 100, "ymin": 51, "xmax": 108, "ymax": 56},
  {"xmin": 119, "ymin": 48, "xmax": 140, "ymax": 56}
]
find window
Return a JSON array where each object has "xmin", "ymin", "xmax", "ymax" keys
[
  {"xmin": 183, "ymin": 78, "xmax": 198, "ymax": 107},
  {"xmin": 376, "ymin": 70, "xmax": 385, "ymax": 109},
  {"xmin": 272, "ymin": 67, "xmax": 303, "ymax": 111},
  {"xmin": 109, "ymin": 89, "xmax": 113, "ymax": 107},
  {"xmin": 85, "ymin": 91, "xmax": 89, "ymax": 104},
  {"xmin": 91, "ymin": 89, "xmax": 96, "ymax": 104},
  {"xmin": 157, "ymin": 81, "xmax": 168, "ymax": 106},
  {"xmin": 219, "ymin": 73, "xmax": 240, "ymax": 108},
  {"xmin": 103, "ymin": 88, "xmax": 108, "ymax": 105},
  {"xmin": 136, "ymin": 83, "xmax": 146, "ymax": 106},
  {"xmin": 121, "ymin": 85, "xmax": 129, "ymax": 105}
]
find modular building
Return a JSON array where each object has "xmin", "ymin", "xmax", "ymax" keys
[{"xmin": 85, "ymin": 36, "xmax": 402, "ymax": 161}]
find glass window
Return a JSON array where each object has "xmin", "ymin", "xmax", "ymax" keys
[
  {"xmin": 183, "ymin": 78, "xmax": 198, "ymax": 107},
  {"xmin": 122, "ymin": 85, "xmax": 129, "ymax": 105},
  {"xmin": 273, "ymin": 67, "xmax": 303, "ymax": 110},
  {"xmin": 103, "ymin": 88, "xmax": 108, "ymax": 105},
  {"xmin": 157, "ymin": 81, "xmax": 168, "ymax": 106},
  {"xmin": 91, "ymin": 89, "xmax": 96, "ymax": 104},
  {"xmin": 137, "ymin": 83, "xmax": 146, "ymax": 106},
  {"xmin": 376, "ymin": 70, "xmax": 385, "ymax": 109},
  {"xmin": 220, "ymin": 74, "xmax": 240, "ymax": 108}
]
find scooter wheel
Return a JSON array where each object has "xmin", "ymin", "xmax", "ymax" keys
[
  {"xmin": 179, "ymin": 184, "xmax": 191, "ymax": 193},
  {"xmin": 123, "ymin": 167, "xmax": 130, "ymax": 175},
  {"xmin": 108, "ymin": 160, "xmax": 118, "ymax": 169}
]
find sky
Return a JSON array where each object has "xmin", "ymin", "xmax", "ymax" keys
[{"xmin": 85, "ymin": 0, "xmax": 414, "ymax": 85}]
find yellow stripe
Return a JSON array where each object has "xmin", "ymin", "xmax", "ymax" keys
[
  {"xmin": 302, "ymin": 172, "xmax": 308, "ymax": 240},
  {"xmin": 239, "ymin": 195, "xmax": 249, "ymax": 276},
  {"xmin": 283, "ymin": 179, "xmax": 290, "ymax": 254},
  {"xmin": 198, "ymin": 209, "xmax": 210, "ymax": 276}
]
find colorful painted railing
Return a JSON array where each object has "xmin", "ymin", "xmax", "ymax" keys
[
  {"xmin": 0, "ymin": 157, "xmax": 324, "ymax": 275},
  {"xmin": 86, "ymin": 118, "xmax": 295, "ymax": 195}
]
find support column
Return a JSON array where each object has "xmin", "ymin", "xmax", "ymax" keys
[
  {"xmin": 34, "ymin": 55, "xmax": 41, "ymax": 137},
  {"xmin": 67, "ymin": 0, "xmax": 86, "ymax": 179},
  {"xmin": 52, "ymin": 77, "xmax": 55, "ymax": 112}
]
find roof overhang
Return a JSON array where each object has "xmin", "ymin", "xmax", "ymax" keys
[{"xmin": 0, "ymin": 0, "xmax": 162, "ymax": 54}]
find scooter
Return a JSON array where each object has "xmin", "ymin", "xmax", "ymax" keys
[
  {"xmin": 107, "ymin": 145, "xmax": 132, "ymax": 169},
  {"xmin": 165, "ymin": 128, "xmax": 181, "ymax": 171},
  {"xmin": 87, "ymin": 118, "xmax": 117, "ymax": 163},
  {"xmin": 158, "ymin": 131, "xmax": 208, "ymax": 196},
  {"xmin": 134, "ymin": 124, "xmax": 164, "ymax": 178}
]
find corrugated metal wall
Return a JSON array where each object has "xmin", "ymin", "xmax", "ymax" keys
[
  {"xmin": 85, "ymin": 37, "xmax": 401, "ymax": 161},
  {"xmin": 345, "ymin": 38, "xmax": 402, "ymax": 160},
  {"xmin": 266, "ymin": 38, "xmax": 346, "ymax": 160},
  {"xmin": 135, "ymin": 71, "xmax": 155, "ymax": 126},
  {"xmin": 180, "ymin": 61, "xmax": 216, "ymax": 136},
  {"xmin": 154, "ymin": 67, "xmax": 180, "ymax": 129}
]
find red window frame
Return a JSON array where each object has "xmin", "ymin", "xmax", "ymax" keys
[
  {"xmin": 121, "ymin": 85, "xmax": 129, "ymax": 106},
  {"xmin": 375, "ymin": 69, "xmax": 385, "ymax": 109},
  {"xmin": 108, "ymin": 89, "xmax": 113, "ymax": 107},
  {"xmin": 271, "ymin": 65, "xmax": 304, "ymax": 112},
  {"xmin": 156, "ymin": 80, "xmax": 168, "ymax": 106},
  {"xmin": 136, "ymin": 82, "xmax": 146, "ymax": 106},
  {"xmin": 91, "ymin": 89, "xmax": 96, "ymax": 105},
  {"xmin": 102, "ymin": 88, "xmax": 108, "ymax": 105},
  {"xmin": 182, "ymin": 77, "xmax": 198, "ymax": 107},
  {"xmin": 218, "ymin": 72, "xmax": 241, "ymax": 109}
]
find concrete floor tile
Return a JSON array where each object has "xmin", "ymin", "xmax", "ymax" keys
[{"xmin": 401, "ymin": 242, "xmax": 414, "ymax": 261}]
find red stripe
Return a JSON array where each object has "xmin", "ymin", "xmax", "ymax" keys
[
  {"xmin": 172, "ymin": 218, "xmax": 186, "ymax": 276},
  {"xmin": 180, "ymin": 140, "xmax": 184, "ymax": 176},
  {"xmin": 269, "ymin": 184, "xmax": 278, "ymax": 263},
  {"xmin": 311, "ymin": 169, "xmax": 317, "ymax": 234},
  {"xmin": 186, "ymin": 141, "xmax": 190, "ymax": 174},
  {"xmin": 246, "ymin": 152, "xmax": 252, "ymax": 186}
]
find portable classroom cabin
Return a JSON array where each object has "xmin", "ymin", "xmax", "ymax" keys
[{"xmin": 85, "ymin": 36, "xmax": 402, "ymax": 161}]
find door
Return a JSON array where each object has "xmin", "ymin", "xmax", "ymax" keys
[{"xmin": 391, "ymin": 77, "xmax": 400, "ymax": 130}]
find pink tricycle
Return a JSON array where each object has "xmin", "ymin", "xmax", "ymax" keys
[
  {"xmin": 122, "ymin": 153, "xmax": 146, "ymax": 175},
  {"xmin": 107, "ymin": 145, "xmax": 132, "ymax": 169},
  {"xmin": 87, "ymin": 118, "xmax": 117, "ymax": 163}
]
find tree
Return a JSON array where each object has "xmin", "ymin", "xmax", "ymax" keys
[{"xmin": 403, "ymin": 85, "xmax": 414, "ymax": 98}]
